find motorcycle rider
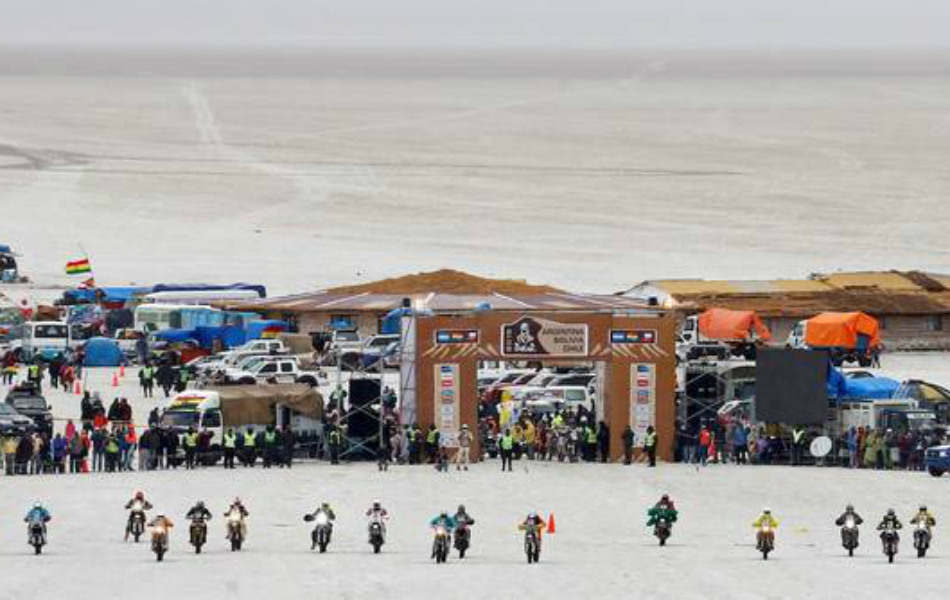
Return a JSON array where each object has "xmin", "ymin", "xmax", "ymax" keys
[
  {"xmin": 430, "ymin": 511, "xmax": 457, "ymax": 558},
  {"xmin": 910, "ymin": 504, "xmax": 936, "ymax": 544},
  {"xmin": 454, "ymin": 504, "xmax": 475, "ymax": 529},
  {"xmin": 834, "ymin": 504, "xmax": 864, "ymax": 544},
  {"xmin": 124, "ymin": 491, "xmax": 153, "ymax": 541},
  {"xmin": 148, "ymin": 514, "xmax": 174, "ymax": 544},
  {"xmin": 186, "ymin": 500, "xmax": 213, "ymax": 522},
  {"xmin": 366, "ymin": 500, "xmax": 389, "ymax": 542},
  {"xmin": 224, "ymin": 497, "xmax": 249, "ymax": 540},
  {"xmin": 752, "ymin": 508, "xmax": 778, "ymax": 550},
  {"xmin": 877, "ymin": 508, "xmax": 903, "ymax": 550},
  {"xmin": 647, "ymin": 495, "xmax": 679, "ymax": 530},
  {"xmin": 306, "ymin": 502, "xmax": 337, "ymax": 549},
  {"xmin": 519, "ymin": 512, "xmax": 547, "ymax": 550},
  {"xmin": 24, "ymin": 502, "xmax": 51, "ymax": 544}
]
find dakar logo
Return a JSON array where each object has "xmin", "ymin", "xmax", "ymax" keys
[
  {"xmin": 502, "ymin": 317, "xmax": 588, "ymax": 357},
  {"xmin": 507, "ymin": 318, "xmax": 543, "ymax": 354}
]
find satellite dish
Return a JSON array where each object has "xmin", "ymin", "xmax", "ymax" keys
[{"xmin": 810, "ymin": 436, "xmax": 833, "ymax": 458}]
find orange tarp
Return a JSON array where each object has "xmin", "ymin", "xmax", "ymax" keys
[
  {"xmin": 697, "ymin": 308, "xmax": 771, "ymax": 342},
  {"xmin": 805, "ymin": 312, "xmax": 881, "ymax": 349}
]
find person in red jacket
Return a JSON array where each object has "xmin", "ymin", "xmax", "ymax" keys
[{"xmin": 697, "ymin": 426, "xmax": 712, "ymax": 466}]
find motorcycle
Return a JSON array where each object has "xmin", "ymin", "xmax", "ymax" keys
[
  {"xmin": 454, "ymin": 522, "xmax": 471, "ymax": 559},
  {"xmin": 189, "ymin": 517, "xmax": 208, "ymax": 554},
  {"xmin": 914, "ymin": 522, "xmax": 931, "ymax": 559},
  {"xmin": 841, "ymin": 516, "xmax": 859, "ymax": 557},
  {"xmin": 368, "ymin": 517, "xmax": 385, "ymax": 554},
  {"xmin": 654, "ymin": 516, "xmax": 672, "ymax": 547},
  {"xmin": 226, "ymin": 509, "xmax": 245, "ymax": 552},
  {"xmin": 129, "ymin": 501, "xmax": 147, "ymax": 543},
  {"xmin": 524, "ymin": 525, "xmax": 541, "ymax": 564},
  {"xmin": 757, "ymin": 524, "xmax": 774, "ymax": 560},
  {"xmin": 151, "ymin": 522, "xmax": 169, "ymax": 562},
  {"xmin": 305, "ymin": 512, "xmax": 333, "ymax": 553},
  {"xmin": 881, "ymin": 523, "xmax": 899, "ymax": 563},
  {"xmin": 432, "ymin": 524, "xmax": 451, "ymax": 564},
  {"xmin": 27, "ymin": 518, "xmax": 46, "ymax": 555}
]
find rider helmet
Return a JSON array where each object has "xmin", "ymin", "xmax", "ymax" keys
[
  {"xmin": 920, "ymin": 504, "xmax": 927, "ymax": 512},
  {"xmin": 135, "ymin": 491, "xmax": 144, "ymax": 500},
  {"xmin": 763, "ymin": 507, "xmax": 771, "ymax": 514},
  {"xmin": 887, "ymin": 508, "xmax": 896, "ymax": 516}
]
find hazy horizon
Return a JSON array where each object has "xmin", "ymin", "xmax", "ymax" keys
[{"xmin": 4, "ymin": 0, "xmax": 950, "ymax": 51}]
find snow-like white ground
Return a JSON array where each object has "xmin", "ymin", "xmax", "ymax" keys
[
  {"xmin": 4, "ymin": 441, "xmax": 950, "ymax": 600},
  {"xmin": 2, "ymin": 61, "xmax": 950, "ymax": 296},
  {"xmin": 4, "ymin": 362, "xmax": 950, "ymax": 599}
]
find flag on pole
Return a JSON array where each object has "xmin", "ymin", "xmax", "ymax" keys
[
  {"xmin": 65, "ymin": 258, "xmax": 92, "ymax": 275},
  {"xmin": 78, "ymin": 277, "xmax": 97, "ymax": 289}
]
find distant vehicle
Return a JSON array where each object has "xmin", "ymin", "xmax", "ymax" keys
[
  {"xmin": 141, "ymin": 289, "xmax": 261, "ymax": 306},
  {"xmin": 113, "ymin": 328, "xmax": 146, "ymax": 357},
  {"xmin": 894, "ymin": 379, "xmax": 950, "ymax": 424},
  {"xmin": 5, "ymin": 385, "xmax": 52, "ymax": 436},
  {"xmin": 0, "ymin": 303, "xmax": 25, "ymax": 344},
  {"xmin": 159, "ymin": 386, "xmax": 321, "ymax": 464},
  {"xmin": 328, "ymin": 329, "xmax": 362, "ymax": 354},
  {"xmin": 925, "ymin": 445, "xmax": 950, "ymax": 477},
  {"xmin": 356, "ymin": 334, "xmax": 401, "ymax": 369},
  {"xmin": 836, "ymin": 399, "xmax": 936, "ymax": 434},
  {"xmin": 679, "ymin": 310, "xmax": 770, "ymax": 361},
  {"xmin": 68, "ymin": 323, "xmax": 96, "ymax": 350},
  {"xmin": 0, "ymin": 402, "xmax": 35, "ymax": 435},
  {"xmin": 786, "ymin": 312, "xmax": 880, "ymax": 367},
  {"xmin": 225, "ymin": 357, "xmax": 321, "ymax": 387},
  {"xmin": 523, "ymin": 385, "xmax": 594, "ymax": 415},
  {"xmin": 133, "ymin": 304, "xmax": 221, "ymax": 333},
  {"xmin": 6, "ymin": 321, "xmax": 69, "ymax": 361}
]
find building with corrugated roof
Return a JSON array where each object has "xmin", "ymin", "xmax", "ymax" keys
[
  {"xmin": 228, "ymin": 269, "xmax": 659, "ymax": 336},
  {"xmin": 622, "ymin": 271, "xmax": 950, "ymax": 350}
]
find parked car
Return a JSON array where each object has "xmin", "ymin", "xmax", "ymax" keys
[
  {"xmin": 0, "ymin": 403, "xmax": 35, "ymax": 435},
  {"xmin": 5, "ymin": 384, "xmax": 52, "ymax": 436},
  {"xmin": 225, "ymin": 357, "xmax": 321, "ymax": 386}
]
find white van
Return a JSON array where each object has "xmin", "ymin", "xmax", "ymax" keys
[{"xmin": 8, "ymin": 321, "xmax": 69, "ymax": 361}]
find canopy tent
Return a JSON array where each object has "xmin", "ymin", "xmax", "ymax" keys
[
  {"xmin": 806, "ymin": 312, "xmax": 881, "ymax": 350},
  {"xmin": 697, "ymin": 308, "xmax": 771, "ymax": 342},
  {"xmin": 83, "ymin": 337, "xmax": 124, "ymax": 367},
  {"xmin": 206, "ymin": 384, "xmax": 324, "ymax": 425}
]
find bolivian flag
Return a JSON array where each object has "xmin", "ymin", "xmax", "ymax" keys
[{"xmin": 65, "ymin": 258, "xmax": 92, "ymax": 275}]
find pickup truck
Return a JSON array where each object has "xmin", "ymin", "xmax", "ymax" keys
[{"xmin": 225, "ymin": 357, "xmax": 322, "ymax": 386}]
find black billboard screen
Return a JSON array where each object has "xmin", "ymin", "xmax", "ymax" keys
[{"xmin": 755, "ymin": 349, "xmax": 827, "ymax": 425}]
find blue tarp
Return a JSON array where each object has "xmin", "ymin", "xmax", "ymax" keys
[
  {"xmin": 83, "ymin": 337, "xmax": 124, "ymax": 367},
  {"xmin": 64, "ymin": 286, "xmax": 150, "ymax": 305},
  {"xmin": 380, "ymin": 308, "xmax": 411, "ymax": 335},
  {"xmin": 153, "ymin": 329, "xmax": 197, "ymax": 343},
  {"xmin": 151, "ymin": 283, "xmax": 267, "ymax": 298},
  {"xmin": 194, "ymin": 326, "xmax": 246, "ymax": 350},
  {"xmin": 828, "ymin": 369, "xmax": 901, "ymax": 401}
]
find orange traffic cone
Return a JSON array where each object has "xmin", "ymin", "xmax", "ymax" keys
[
  {"xmin": 73, "ymin": 380, "xmax": 82, "ymax": 395},
  {"xmin": 111, "ymin": 373, "xmax": 119, "ymax": 387},
  {"xmin": 547, "ymin": 513, "xmax": 556, "ymax": 534},
  {"xmin": 119, "ymin": 364, "xmax": 125, "ymax": 378}
]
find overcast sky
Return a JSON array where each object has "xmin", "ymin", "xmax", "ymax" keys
[{"xmin": 4, "ymin": 0, "xmax": 949, "ymax": 49}]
